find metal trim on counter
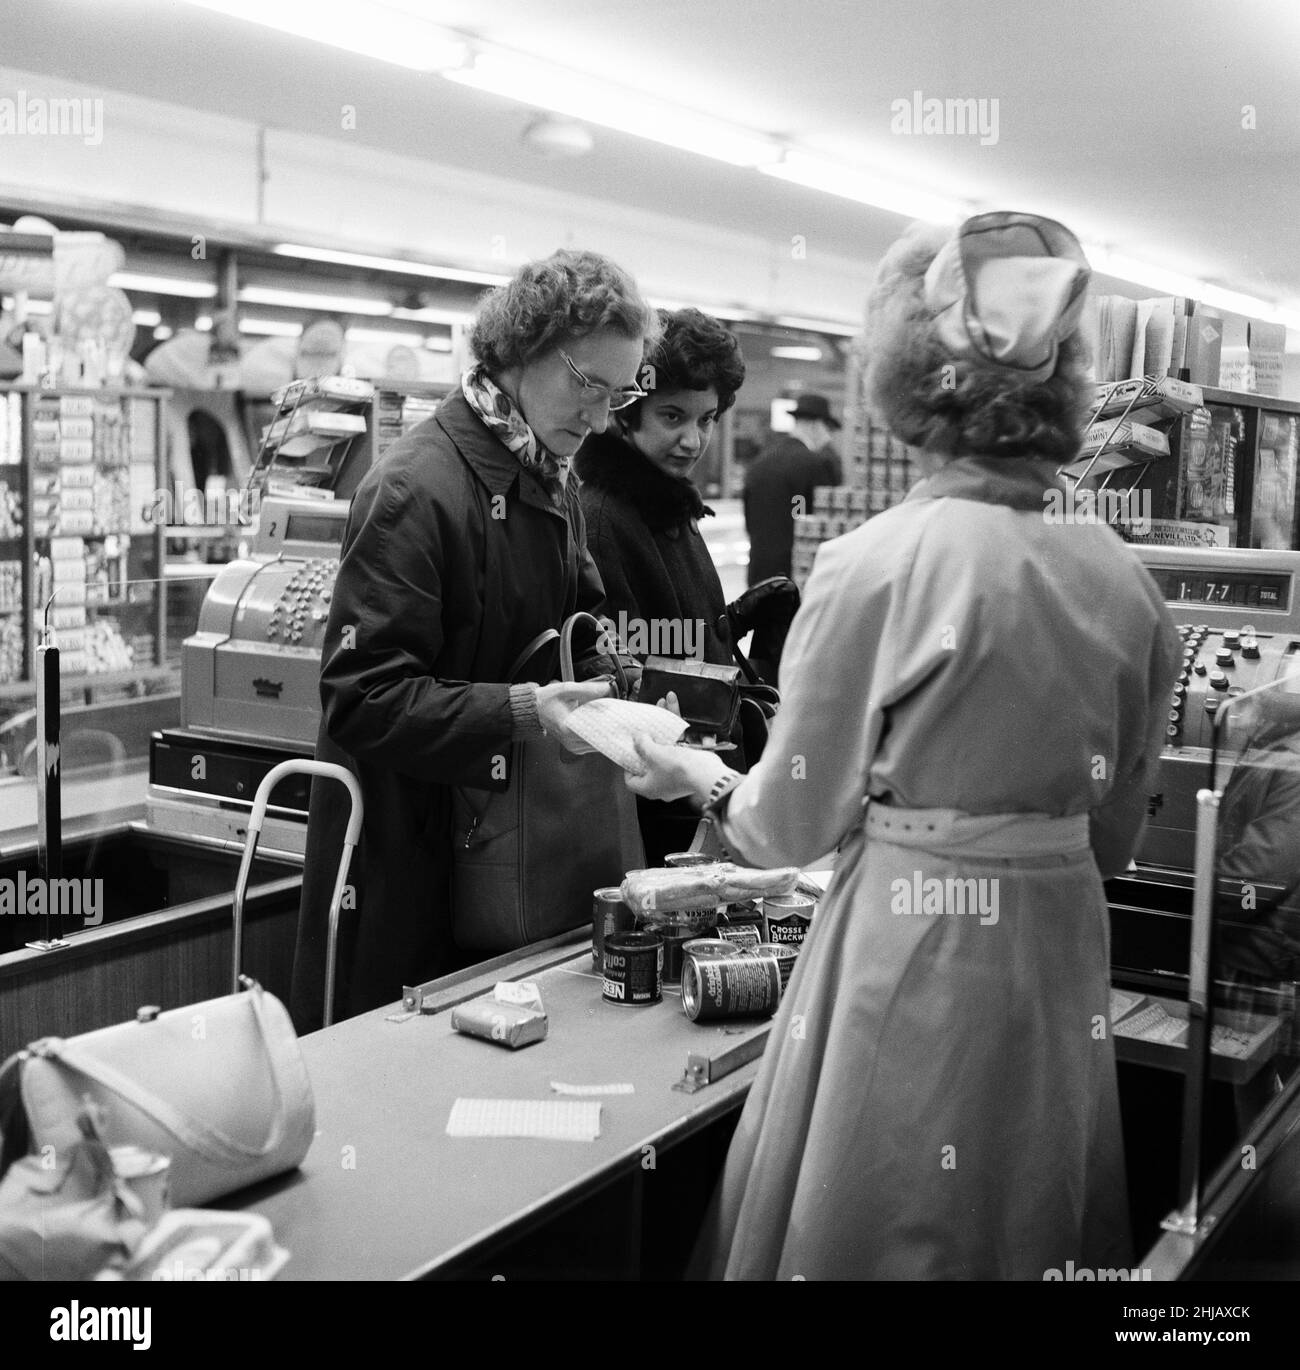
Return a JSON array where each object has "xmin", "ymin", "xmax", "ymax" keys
[{"xmin": 0, "ymin": 873, "xmax": 301, "ymax": 981}]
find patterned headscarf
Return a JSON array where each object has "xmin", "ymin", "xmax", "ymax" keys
[{"xmin": 461, "ymin": 364, "xmax": 568, "ymax": 503}]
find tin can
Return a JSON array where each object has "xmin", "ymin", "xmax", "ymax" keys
[
  {"xmin": 716, "ymin": 922, "xmax": 762, "ymax": 951},
  {"xmin": 682, "ymin": 953, "xmax": 782, "ymax": 1022},
  {"xmin": 110, "ymin": 1146, "xmax": 171, "ymax": 1227},
  {"xmin": 660, "ymin": 928, "xmax": 695, "ymax": 987},
  {"xmin": 682, "ymin": 938, "xmax": 742, "ymax": 963},
  {"xmin": 750, "ymin": 941, "xmax": 798, "ymax": 991},
  {"xmin": 763, "ymin": 892, "xmax": 816, "ymax": 947},
  {"xmin": 592, "ymin": 886, "xmax": 636, "ymax": 971},
  {"xmin": 603, "ymin": 931, "xmax": 663, "ymax": 1006}
]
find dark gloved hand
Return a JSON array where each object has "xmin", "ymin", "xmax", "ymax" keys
[{"xmin": 722, "ymin": 576, "xmax": 801, "ymax": 644}]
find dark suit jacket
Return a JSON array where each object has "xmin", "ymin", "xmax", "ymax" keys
[{"xmin": 742, "ymin": 435, "xmax": 840, "ymax": 584}]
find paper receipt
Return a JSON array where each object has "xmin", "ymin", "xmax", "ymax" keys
[
  {"xmin": 565, "ymin": 698, "xmax": 689, "ymax": 773},
  {"xmin": 446, "ymin": 1098, "xmax": 602, "ymax": 1142}
]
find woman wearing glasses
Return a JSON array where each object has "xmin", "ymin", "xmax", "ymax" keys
[{"xmin": 291, "ymin": 249, "xmax": 659, "ymax": 1030}]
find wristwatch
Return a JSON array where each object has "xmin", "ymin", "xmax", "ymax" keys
[{"xmin": 700, "ymin": 770, "xmax": 743, "ymax": 859}]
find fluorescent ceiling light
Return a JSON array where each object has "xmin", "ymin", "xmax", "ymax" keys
[
  {"xmin": 1086, "ymin": 246, "xmax": 1300, "ymax": 332},
  {"xmin": 152, "ymin": 325, "xmax": 174, "ymax": 341},
  {"xmin": 772, "ymin": 315, "xmax": 860, "ymax": 337},
  {"xmin": 770, "ymin": 346, "xmax": 823, "ymax": 362},
  {"xmin": 346, "ymin": 327, "xmax": 427, "ymax": 347},
  {"xmin": 761, "ymin": 151, "xmax": 968, "ymax": 224},
  {"xmin": 392, "ymin": 305, "xmax": 474, "ymax": 327},
  {"xmin": 447, "ymin": 51, "xmax": 781, "ymax": 167},
  {"xmin": 273, "ymin": 243, "xmax": 509, "ymax": 286},
  {"xmin": 179, "ymin": 1, "xmax": 467, "ymax": 72},
  {"xmin": 238, "ymin": 285, "xmax": 392, "ymax": 316},
  {"xmin": 194, "ymin": 315, "xmax": 213, "ymax": 331},
  {"xmin": 131, "ymin": 309, "xmax": 161, "ymax": 327},
  {"xmin": 239, "ymin": 317, "xmax": 302, "ymax": 337},
  {"xmin": 110, "ymin": 272, "xmax": 216, "ymax": 299}
]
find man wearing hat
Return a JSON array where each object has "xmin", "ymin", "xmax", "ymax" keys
[{"xmin": 742, "ymin": 392, "xmax": 842, "ymax": 586}]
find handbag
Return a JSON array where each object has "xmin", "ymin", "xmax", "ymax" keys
[
  {"xmin": 451, "ymin": 612, "xmax": 646, "ymax": 952},
  {"xmin": 2, "ymin": 978, "xmax": 315, "ymax": 1209}
]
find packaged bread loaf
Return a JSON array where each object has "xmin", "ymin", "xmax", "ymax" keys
[{"xmin": 621, "ymin": 863, "xmax": 800, "ymax": 915}]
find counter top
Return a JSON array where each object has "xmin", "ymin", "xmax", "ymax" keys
[{"xmin": 225, "ymin": 936, "xmax": 771, "ymax": 1279}]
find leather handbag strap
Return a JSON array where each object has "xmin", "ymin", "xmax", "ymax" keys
[
  {"xmin": 26, "ymin": 987, "xmax": 294, "ymax": 1166},
  {"xmin": 560, "ymin": 612, "xmax": 629, "ymax": 694},
  {"xmin": 506, "ymin": 628, "xmax": 559, "ymax": 684},
  {"xmin": 729, "ymin": 635, "xmax": 764, "ymax": 685}
]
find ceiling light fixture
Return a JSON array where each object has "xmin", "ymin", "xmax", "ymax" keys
[
  {"xmin": 239, "ymin": 318, "xmax": 303, "ymax": 336},
  {"xmin": 770, "ymin": 346, "xmax": 824, "ymax": 362},
  {"xmin": 110, "ymin": 272, "xmax": 217, "ymax": 299},
  {"xmin": 272, "ymin": 243, "xmax": 509, "ymax": 286},
  {"xmin": 178, "ymin": 0, "xmax": 467, "ymax": 72},
  {"xmin": 391, "ymin": 305, "xmax": 475, "ymax": 327},
  {"xmin": 446, "ymin": 50, "xmax": 782, "ymax": 168},
  {"xmin": 761, "ymin": 150, "xmax": 969, "ymax": 224},
  {"xmin": 238, "ymin": 285, "xmax": 393, "ymax": 316},
  {"xmin": 130, "ymin": 310, "xmax": 162, "ymax": 328}
]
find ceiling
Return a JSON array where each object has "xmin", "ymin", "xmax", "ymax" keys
[{"xmin": 5, "ymin": 0, "xmax": 1300, "ymax": 315}]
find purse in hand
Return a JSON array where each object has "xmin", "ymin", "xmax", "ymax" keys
[
  {"xmin": 0, "ymin": 978, "xmax": 315, "ymax": 1210},
  {"xmin": 450, "ymin": 613, "xmax": 647, "ymax": 952}
]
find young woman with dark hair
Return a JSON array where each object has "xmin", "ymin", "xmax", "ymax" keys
[{"xmin": 574, "ymin": 307, "xmax": 771, "ymax": 860}]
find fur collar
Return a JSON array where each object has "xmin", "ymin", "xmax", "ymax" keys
[{"xmin": 575, "ymin": 430, "xmax": 713, "ymax": 531}]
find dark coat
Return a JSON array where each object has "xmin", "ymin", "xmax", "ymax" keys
[
  {"xmin": 575, "ymin": 430, "xmax": 738, "ymax": 861},
  {"xmin": 575, "ymin": 430, "xmax": 731, "ymax": 668},
  {"xmin": 742, "ymin": 434, "xmax": 840, "ymax": 584},
  {"xmin": 291, "ymin": 391, "xmax": 609, "ymax": 1031}
]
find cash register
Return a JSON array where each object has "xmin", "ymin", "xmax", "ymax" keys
[
  {"xmin": 1134, "ymin": 544, "xmax": 1300, "ymax": 869},
  {"xmin": 146, "ymin": 495, "xmax": 349, "ymax": 854}
]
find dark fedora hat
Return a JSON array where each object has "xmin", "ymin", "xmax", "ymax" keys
[{"xmin": 789, "ymin": 393, "xmax": 840, "ymax": 429}]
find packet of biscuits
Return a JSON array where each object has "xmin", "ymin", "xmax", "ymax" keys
[{"xmin": 449, "ymin": 981, "xmax": 548, "ymax": 1050}]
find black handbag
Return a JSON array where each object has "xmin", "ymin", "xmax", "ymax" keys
[{"xmin": 449, "ymin": 614, "xmax": 646, "ymax": 952}]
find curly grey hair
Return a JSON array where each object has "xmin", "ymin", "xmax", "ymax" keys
[{"xmin": 470, "ymin": 249, "xmax": 661, "ymax": 374}]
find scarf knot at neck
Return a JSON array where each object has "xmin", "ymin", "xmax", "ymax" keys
[{"xmin": 461, "ymin": 365, "xmax": 569, "ymax": 502}]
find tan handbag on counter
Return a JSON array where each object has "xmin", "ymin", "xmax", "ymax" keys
[{"xmin": 2, "ymin": 978, "xmax": 315, "ymax": 1208}]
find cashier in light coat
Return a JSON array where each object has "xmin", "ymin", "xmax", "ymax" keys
[{"xmin": 628, "ymin": 211, "xmax": 1182, "ymax": 1280}]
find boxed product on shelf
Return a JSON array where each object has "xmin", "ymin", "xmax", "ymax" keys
[
  {"xmin": 1079, "ymin": 419, "xmax": 1170, "ymax": 461},
  {"xmin": 1182, "ymin": 407, "xmax": 1243, "ymax": 525},
  {"xmin": 0, "ymin": 619, "xmax": 23, "ymax": 683},
  {"xmin": 1250, "ymin": 412, "xmax": 1299, "ymax": 550},
  {"xmin": 58, "ymin": 395, "xmax": 94, "ymax": 419},
  {"xmin": 1091, "ymin": 375, "xmax": 1203, "ymax": 423}
]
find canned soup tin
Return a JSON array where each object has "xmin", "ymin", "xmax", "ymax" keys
[{"xmin": 762, "ymin": 892, "xmax": 816, "ymax": 947}]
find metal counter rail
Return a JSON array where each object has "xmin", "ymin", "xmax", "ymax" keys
[{"xmin": 218, "ymin": 934, "xmax": 771, "ymax": 1280}]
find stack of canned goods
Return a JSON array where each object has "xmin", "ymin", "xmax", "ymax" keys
[{"xmin": 593, "ymin": 872, "xmax": 820, "ymax": 1019}]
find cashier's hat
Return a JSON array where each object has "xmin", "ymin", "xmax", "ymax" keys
[
  {"xmin": 789, "ymin": 393, "xmax": 840, "ymax": 429},
  {"xmin": 923, "ymin": 211, "xmax": 1090, "ymax": 383}
]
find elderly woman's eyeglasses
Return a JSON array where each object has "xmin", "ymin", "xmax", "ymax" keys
[{"xmin": 558, "ymin": 348, "xmax": 647, "ymax": 411}]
